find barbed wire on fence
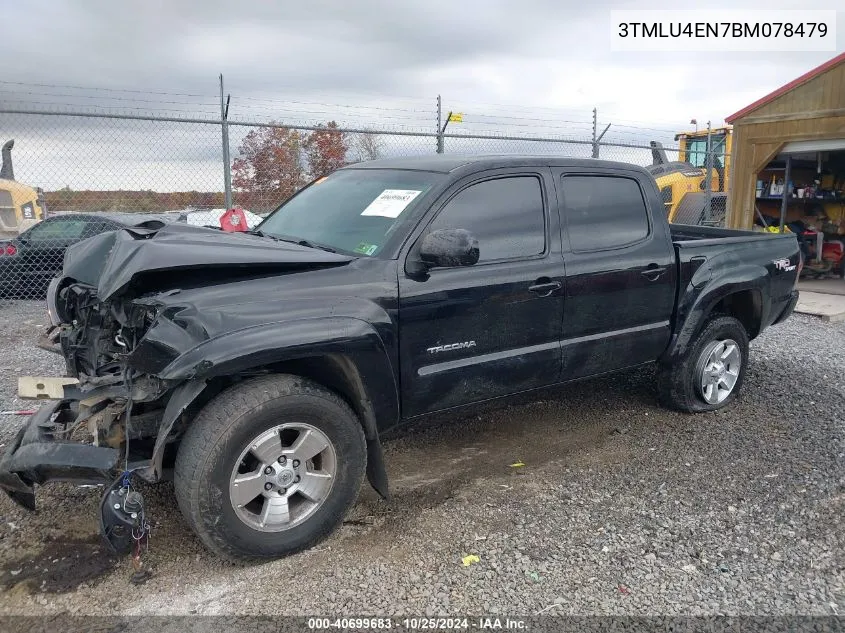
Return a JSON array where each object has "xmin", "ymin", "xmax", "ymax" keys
[{"xmin": 0, "ymin": 82, "xmax": 729, "ymax": 302}]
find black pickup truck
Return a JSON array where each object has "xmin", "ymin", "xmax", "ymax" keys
[{"xmin": 0, "ymin": 156, "xmax": 800, "ymax": 563}]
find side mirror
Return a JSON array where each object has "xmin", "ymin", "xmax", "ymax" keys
[{"xmin": 419, "ymin": 228, "xmax": 479, "ymax": 268}]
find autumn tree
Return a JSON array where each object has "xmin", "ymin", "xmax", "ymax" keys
[
  {"xmin": 303, "ymin": 121, "xmax": 348, "ymax": 179},
  {"xmin": 350, "ymin": 130, "xmax": 385, "ymax": 163},
  {"xmin": 232, "ymin": 124, "xmax": 306, "ymax": 202}
]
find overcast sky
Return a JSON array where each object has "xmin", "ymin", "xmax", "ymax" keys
[{"xmin": 0, "ymin": 0, "xmax": 842, "ymax": 193}]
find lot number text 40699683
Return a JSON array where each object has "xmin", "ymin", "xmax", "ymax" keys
[{"xmin": 307, "ymin": 617, "xmax": 528, "ymax": 630}]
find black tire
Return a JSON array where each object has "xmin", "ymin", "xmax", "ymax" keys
[
  {"xmin": 174, "ymin": 374, "xmax": 366, "ymax": 564},
  {"xmin": 657, "ymin": 314, "xmax": 749, "ymax": 413}
]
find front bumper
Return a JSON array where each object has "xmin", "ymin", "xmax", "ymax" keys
[{"xmin": 0, "ymin": 400, "xmax": 120, "ymax": 510}]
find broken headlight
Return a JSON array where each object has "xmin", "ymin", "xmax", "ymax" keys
[{"xmin": 46, "ymin": 277, "xmax": 62, "ymax": 326}]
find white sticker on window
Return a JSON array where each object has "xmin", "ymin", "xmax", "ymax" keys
[{"xmin": 360, "ymin": 189, "xmax": 422, "ymax": 218}]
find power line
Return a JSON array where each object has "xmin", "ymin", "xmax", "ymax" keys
[
  {"xmin": 0, "ymin": 80, "xmax": 213, "ymax": 98},
  {"xmin": 227, "ymin": 104, "xmax": 430, "ymax": 123},
  {"xmin": 0, "ymin": 89, "xmax": 218, "ymax": 108},
  {"xmin": 0, "ymin": 100, "xmax": 221, "ymax": 118},
  {"xmin": 234, "ymin": 84, "xmax": 433, "ymax": 104},
  {"xmin": 230, "ymin": 95, "xmax": 431, "ymax": 114},
  {"xmin": 462, "ymin": 113, "xmax": 591, "ymax": 125}
]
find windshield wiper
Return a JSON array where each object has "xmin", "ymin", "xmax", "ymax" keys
[
  {"xmin": 250, "ymin": 230, "xmax": 337, "ymax": 253},
  {"xmin": 290, "ymin": 238, "xmax": 337, "ymax": 253}
]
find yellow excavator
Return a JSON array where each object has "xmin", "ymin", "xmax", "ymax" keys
[
  {"xmin": 1, "ymin": 140, "xmax": 46, "ymax": 237},
  {"xmin": 646, "ymin": 127, "xmax": 732, "ymax": 224}
]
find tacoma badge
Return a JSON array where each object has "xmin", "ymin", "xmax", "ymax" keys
[{"xmin": 426, "ymin": 341, "xmax": 476, "ymax": 354}]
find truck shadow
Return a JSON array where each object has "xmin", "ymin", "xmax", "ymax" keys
[
  {"xmin": 0, "ymin": 535, "xmax": 118, "ymax": 595},
  {"xmin": 344, "ymin": 365, "xmax": 659, "ymax": 539}
]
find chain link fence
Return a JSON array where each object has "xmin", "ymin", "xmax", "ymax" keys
[{"xmin": 0, "ymin": 104, "xmax": 728, "ymax": 302}]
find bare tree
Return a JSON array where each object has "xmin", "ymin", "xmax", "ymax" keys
[{"xmin": 350, "ymin": 130, "xmax": 385, "ymax": 163}]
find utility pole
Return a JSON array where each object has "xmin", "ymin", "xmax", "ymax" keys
[
  {"xmin": 779, "ymin": 155, "xmax": 792, "ymax": 234},
  {"xmin": 436, "ymin": 95, "xmax": 444, "ymax": 154},
  {"xmin": 591, "ymin": 108, "xmax": 611, "ymax": 159},
  {"xmin": 220, "ymin": 74, "xmax": 232, "ymax": 209}
]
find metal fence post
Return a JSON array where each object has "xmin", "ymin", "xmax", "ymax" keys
[
  {"xmin": 704, "ymin": 121, "xmax": 713, "ymax": 223},
  {"xmin": 436, "ymin": 95, "xmax": 444, "ymax": 154},
  {"xmin": 220, "ymin": 74, "xmax": 233, "ymax": 209},
  {"xmin": 591, "ymin": 108, "xmax": 610, "ymax": 159}
]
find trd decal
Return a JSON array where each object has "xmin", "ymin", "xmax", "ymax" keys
[{"xmin": 773, "ymin": 258, "xmax": 796, "ymax": 272}]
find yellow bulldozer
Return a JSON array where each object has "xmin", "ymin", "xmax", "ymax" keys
[
  {"xmin": 646, "ymin": 127, "xmax": 732, "ymax": 225},
  {"xmin": 0, "ymin": 140, "xmax": 46, "ymax": 237}
]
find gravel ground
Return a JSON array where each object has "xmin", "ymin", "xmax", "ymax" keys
[{"xmin": 0, "ymin": 300, "xmax": 842, "ymax": 617}]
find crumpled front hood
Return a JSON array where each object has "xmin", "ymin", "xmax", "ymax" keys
[{"xmin": 62, "ymin": 222, "xmax": 354, "ymax": 300}]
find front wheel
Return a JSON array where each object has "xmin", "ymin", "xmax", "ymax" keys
[
  {"xmin": 657, "ymin": 314, "xmax": 749, "ymax": 413},
  {"xmin": 174, "ymin": 375, "xmax": 367, "ymax": 563}
]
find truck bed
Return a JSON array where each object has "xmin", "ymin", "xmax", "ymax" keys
[
  {"xmin": 668, "ymin": 223, "xmax": 799, "ymax": 344},
  {"xmin": 670, "ymin": 223, "xmax": 798, "ymax": 271},
  {"xmin": 670, "ymin": 223, "xmax": 784, "ymax": 244}
]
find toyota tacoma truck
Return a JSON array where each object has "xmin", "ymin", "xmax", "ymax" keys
[{"xmin": 0, "ymin": 156, "xmax": 800, "ymax": 563}]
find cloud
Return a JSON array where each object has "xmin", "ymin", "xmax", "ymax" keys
[{"xmin": 0, "ymin": 0, "xmax": 842, "ymax": 194}]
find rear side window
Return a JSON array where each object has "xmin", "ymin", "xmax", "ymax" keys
[
  {"xmin": 27, "ymin": 219, "xmax": 88, "ymax": 241},
  {"xmin": 560, "ymin": 175, "xmax": 650, "ymax": 251},
  {"xmin": 82, "ymin": 220, "xmax": 119, "ymax": 238},
  {"xmin": 429, "ymin": 176, "xmax": 545, "ymax": 263}
]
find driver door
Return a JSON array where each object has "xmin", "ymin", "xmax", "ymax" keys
[{"xmin": 397, "ymin": 168, "xmax": 564, "ymax": 418}]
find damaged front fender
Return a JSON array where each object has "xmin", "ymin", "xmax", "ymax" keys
[
  {"xmin": 136, "ymin": 378, "xmax": 207, "ymax": 483},
  {"xmin": 155, "ymin": 316, "xmax": 400, "ymax": 431},
  {"xmin": 152, "ymin": 316, "xmax": 399, "ymax": 499}
]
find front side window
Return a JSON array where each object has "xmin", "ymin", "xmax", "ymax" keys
[
  {"xmin": 258, "ymin": 169, "xmax": 443, "ymax": 256},
  {"xmin": 428, "ymin": 176, "xmax": 546, "ymax": 263},
  {"xmin": 686, "ymin": 134, "xmax": 726, "ymax": 169},
  {"xmin": 560, "ymin": 175, "xmax": 650, "ymax": 252},
  {"xmin": 686, "ymin": 139, "xmax": 707, "ymax": 167}
]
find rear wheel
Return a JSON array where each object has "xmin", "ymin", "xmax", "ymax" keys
[
  {"xmin": 174, "ymin": 374, "xmax": 366, "ymax": 563},
  {"xmin": 657, "ymin": 314, "xmax": 749, "ymax": 413}
]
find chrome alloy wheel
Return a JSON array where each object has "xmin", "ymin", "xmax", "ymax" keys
[
  {"xmin": 229, "ymin": 423, "xmax": 337, "ymax": 532},
  {"xmin": 697, "ymin": 338, "xmax": 741, "ymax": 405}
]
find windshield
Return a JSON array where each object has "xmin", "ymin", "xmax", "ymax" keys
[
  {"xmin": 257, "ymin": 169, "xmax": 443, "ymax": 256},
  {"xmin": 686, "ymin": 134, "xmax": 726, "ymax": 168}
]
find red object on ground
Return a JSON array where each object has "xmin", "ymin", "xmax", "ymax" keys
[
  {"xmin": 220, "ymin": 207, "xmax": 249, "ymax": 232},
  {"xmin": 822, "ymin": 240, "xmax": 844, "ymax": 265},
  {"xmin": 0, "ymin": 410, "xmax": 37, "ymax": 416}
]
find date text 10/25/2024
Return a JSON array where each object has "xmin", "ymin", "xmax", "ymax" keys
[{"xmin": 307, "ymin": 617, "xmax": 527, "ymax": 630}]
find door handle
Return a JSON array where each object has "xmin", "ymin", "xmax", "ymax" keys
[
  {"xmin": 641, "ymin": 265, "xmax": 667, "ymax": 281},
  {"xmin": 528, "ymin": 280, "xmax": 561, "ymax": 296}
]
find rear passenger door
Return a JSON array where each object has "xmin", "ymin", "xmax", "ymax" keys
[
  {"xmin": 398, "ymin": 169, "xmax": 564, "ymax": 417},
  {"xmin": 556, "ymin": 170, "xmax": 676, "ymax": 379}
]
